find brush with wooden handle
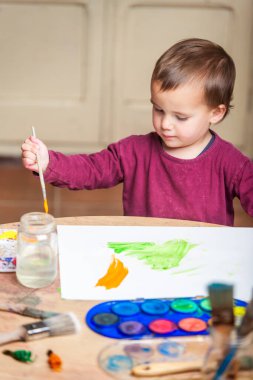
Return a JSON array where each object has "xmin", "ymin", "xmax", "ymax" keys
[
  {"xmin": 0, "ymin": 302, "xmax": 59, "ymax": 319},
  {"xmin": 131, "ymin": 360, "xmax": 204, "ymax": 377},
  {"xmin": 131, "ymin": 359, "xmax": 218, "ymax": 377},
  {"xmin": 0, "ymin": 312, "xmax": 81, "ymax": 346},
  {"xmin": 32, "ymin": 126, "xmax": 48, "ymax": 213}
]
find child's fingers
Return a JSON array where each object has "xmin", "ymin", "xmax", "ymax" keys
[
  {"xmin": 21, "ymin": 139, "xmax": 38, "ymax": 155},
  {"xmin": 22, "ymin": 149, "xmax": 36, "ymax": 161},
  {"xmin": 22, "ymin": 158, "xmax": 38, "ymax": 171},
  {"xmin": 21, "ymin": 135, "xmax": 49, "ymax": 172},
  {"xmin": 23, "ymin": 161, "xmax": 38, "ymax": 172},
  {"xmin": 21, "ymin": 145, "xmax": 36, "ymax": 159},
  {"xmin": 21, "ymin": 141, "xmax": 38, "ymax": 171}
]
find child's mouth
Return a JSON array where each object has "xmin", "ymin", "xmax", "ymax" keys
[{"xmin": 162, "ymin": 135, "xmax": 176, "ymax": 140}]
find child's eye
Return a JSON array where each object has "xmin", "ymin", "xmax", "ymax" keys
[
  {"xmin": 154, "ymin": 106, "xmax": 163, "ymax": 113},
  {"xmin": 176, "ymin": 115, "xmax": 188, "ymax": 121}
]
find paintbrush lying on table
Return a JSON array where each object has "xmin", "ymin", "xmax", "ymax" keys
[
  {"xmin": 0, "ymin": 302, "xmax": 59, "ymax": 319},
  {"xmin": 131, "ymin": 360, "xmax": 208, "ymax": 377},
  {"xmin": 0, "ymin": 312, "xmax": 81, "ymax": 346}
]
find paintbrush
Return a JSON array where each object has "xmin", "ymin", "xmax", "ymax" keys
[
  {"xmin": 32, "ymin": 126, "xmax": 48, "ymax": 213},
  {"xmin": 212, "ymin": 290, "xmax": 253, "ymax": 380},
  {"xmin": 237, "ymin": 291, "xmax": 253, "ymax": 338},
  {"xmin": 0, "ymin": 302, "xmax": 59, "ymax": 319},
  {"xmin": 206, "ymin": 283, "xmax": 234, "ymax": 379},
  {"xmin": 208, "ymin": 283, "xmax": 234, "ymax": 330},
  {"xmin": 131, "ymin": 360, "xmax": 211, "ymax": 377},
  {"xmin": 0, "ymin": 312, "xmax": 81, "ymax": 346}
]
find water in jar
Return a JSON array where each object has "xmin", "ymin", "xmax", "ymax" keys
[{"xmin": 16, "ymin": 242, "xmax": 57, "ymax": 288}]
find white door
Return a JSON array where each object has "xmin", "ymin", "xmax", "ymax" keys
[
  {"xmin": 0, "ymin": 0, "xmax": 252, "ymax": 156},
  {"xmin": 109, "ymin": 0, "xmax": 253, "ymax": 156}
]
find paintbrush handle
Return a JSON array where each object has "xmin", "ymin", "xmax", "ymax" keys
[
  {"xmin": 213, "ymin": 344, "xmax": 238, "ymax": 380},
  {"xmin": 37, "ymin": 158, "xmax": 46, "ymax": 192},
  {"xmin": 32, "ymin": 127, "xmax": 46, "ymax": 192},
  {"xmin": 35, "ymin": 150, "xmax": 47, "ymax": 199},
  {"xmin": 0, "ymin": 303, "xmax": 59, "ymax": 319},
  {"xmin": 131, "ymin": 361, "xmax": 203, "ymax": 377},
  {"xmin": 0, "ymin": 328, "xmax": 22, "ymax": 345}
]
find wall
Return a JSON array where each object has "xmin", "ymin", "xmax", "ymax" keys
[{"xmin": 0, "ymin": 0, "xmax": 252, "ymax": 156}]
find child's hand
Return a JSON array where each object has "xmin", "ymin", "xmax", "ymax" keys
[{"xmin": 21, "ymin": 136, "xmax": 49, "ymax": 173}]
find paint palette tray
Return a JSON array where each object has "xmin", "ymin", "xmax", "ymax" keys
[
  {"xmin": 0, "ymin": 229, "xmax": 17, "ymax": 272},
  {"xmin": 86, "ymin": 297, "xmax": 247, "ymax": 339},
  {"xmin": 98, "ymin": 336, "xmax": 209, "ymax": 379}
]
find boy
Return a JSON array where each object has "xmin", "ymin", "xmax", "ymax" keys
[{"xmin": 21, "ymin": 38, "xmax": 253, "ymax": 226}]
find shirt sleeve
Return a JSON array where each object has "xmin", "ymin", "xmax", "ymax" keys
[
  {"xmin": 43, "ymin": 142, "xmax": 124, "ymax": 190},
  {"xmin": 234, "ymin": 159, "xmax": 253, "ymax": 217}
]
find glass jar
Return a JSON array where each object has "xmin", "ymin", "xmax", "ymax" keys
[
  {"xmin": 16, "ymin": 212, "xmax": 58, "ymax": 288},
  {"xmin": 202, "ymin": 330, "xmax": 253, "ymax": 379}
]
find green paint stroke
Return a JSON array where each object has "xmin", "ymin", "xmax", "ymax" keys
[
  {"xmin": 107, "ymin": 240, "xmax": 197, "ymax": 271},
  {"xmin": 172, "ymin": 266, "xmax": 200, "ymax": 275}
]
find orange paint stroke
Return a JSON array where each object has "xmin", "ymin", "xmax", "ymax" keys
[{"xmin": 96, "ymin": 255, "xmax": 128, "ymax": 289}]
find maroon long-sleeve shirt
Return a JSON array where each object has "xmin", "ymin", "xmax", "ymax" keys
[{"xmin": 44, "ymin": 132, "xmax": 253, "ymax": 226}]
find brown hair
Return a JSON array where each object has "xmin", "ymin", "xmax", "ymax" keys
[{"xmin": 151, "ymin": 38, "xmax": 236, "ymax": 118}]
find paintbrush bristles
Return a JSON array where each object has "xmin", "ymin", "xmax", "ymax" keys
[
  {"xmin": 208, "ymin": 283, "xmax": 234, "ymax": 326},
  {"xmin": 44, "ymin": 312, "xmax": 81, "ymax": 336},
  {"xmin": 23, "ymin": 312, "xmax": 81, "ymax": 340}
]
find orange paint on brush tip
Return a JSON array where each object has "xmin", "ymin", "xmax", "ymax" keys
[
  {"xmin": 96, "ymin": 255, "xmax": 128, "ymax": 289},
  {"xmin": 44, "ymin": 199, "xmax": 49, "ymax": 213}
]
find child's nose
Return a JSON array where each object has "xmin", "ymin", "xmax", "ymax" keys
[{"xmin": 161, "ymin": 115, "xmax": 174, "ymax": 130}]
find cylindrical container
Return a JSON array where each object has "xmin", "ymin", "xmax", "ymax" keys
[
  {"xmin": 202, "ymin": 330, "xmax": 253, "ymax": 379},
  {"xmin": 16, "ymin": 212, "xmax": 58, "ymax": 288}
]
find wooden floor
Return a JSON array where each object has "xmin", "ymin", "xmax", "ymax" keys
[{"xmin": 0, "ymin": 157, "xmax": 252, "ymax": 227}]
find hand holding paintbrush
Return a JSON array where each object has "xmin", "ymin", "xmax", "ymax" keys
[
  {"xmin": 21, "ymin": 127, "xmax": 50, "ymax": 213},
  {"xmin": 21, "ymin": 129, "xmax": 50, "ymax": 174}
]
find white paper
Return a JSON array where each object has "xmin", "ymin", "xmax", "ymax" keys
[{"xmin": 57, "ymin": 225, "xmax": 253, "ymax": 301}]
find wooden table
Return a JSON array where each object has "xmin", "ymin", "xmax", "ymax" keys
[{"xmin": 0, "ymin": 216, "xmax": 247, "ymax": 380}]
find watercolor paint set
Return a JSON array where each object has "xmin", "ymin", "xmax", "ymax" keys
[
  {"xmin": 86, "ymin": 297, "xmax": 247, "ymax": 339},
  {"xmin": 98, "ymin": 336, "xmax": 208, "ymax": 379},
  {"xmin": 0, "ymin": 229, "xmax": 17, "ymax": 272}
]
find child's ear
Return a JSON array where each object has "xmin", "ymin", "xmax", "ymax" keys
[{"xmin": 210, "ymin": 104, "xmax": 227, "ymax": 124}]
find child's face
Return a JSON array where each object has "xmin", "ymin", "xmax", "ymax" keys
[{"xmin": 151, "ymin": 80, "xmax": 225, "ymax": 158}]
